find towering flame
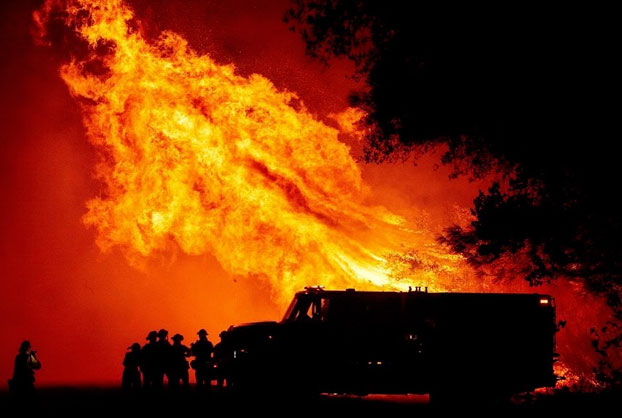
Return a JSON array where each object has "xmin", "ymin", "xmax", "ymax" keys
[
  {"xmin": 34, "ymin": 0, "xmax": 463, "ymax": 301},
  {"xmin": 31, "ymin": 0, "xmax": 618, "ymax": 387}
]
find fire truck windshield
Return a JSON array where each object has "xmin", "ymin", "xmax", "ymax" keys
[
  {"xmin": 282, "ymin": 296, "xmax": 298, "ymax": 322},
  {"xmin": 282, "ymin": 294, "xmax": 330, "ymax": 322}
]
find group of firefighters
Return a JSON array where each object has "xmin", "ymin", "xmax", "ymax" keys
[{"xmin": 121, "ymin": 328, "xmax": 228, "ymax": 391}]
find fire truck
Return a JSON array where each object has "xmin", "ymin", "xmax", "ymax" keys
[{"xmin": 220, "ymin": 287, "xmax": 558, "ymax": 401}]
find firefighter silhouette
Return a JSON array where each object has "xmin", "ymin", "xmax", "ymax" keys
[
  {"xmin": 8, "ymin": 340, "xmax": 41, "ymax": 395},
  {"xmin": 191, "ymin": 329, "xmax": 213, "ymax": 390},
  {"xmin": 168, "ymin": 334, "xmax": 191, "ymax": 390},
  {"xmin": 140, "ymin": 331, "xmax": 159, "ymax": 390},
  {"xmin": 213, "ymin": 331, "xmax": 229, "ymax": 389},
  {"xmin": 122, "ymin": 343, "xmax": 142, "ymax": 391},
  {"xmin": 155, "ymin": 329, "xmax": 172, "ymax": 387}
]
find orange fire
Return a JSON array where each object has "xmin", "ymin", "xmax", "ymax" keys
[
  {"xmin": 34, "ymin": 0, "xmax": 466, "ymax": 302},
  {"xmin": 33, "ymin": 0, "xmax": 614, "ymax": 388}
]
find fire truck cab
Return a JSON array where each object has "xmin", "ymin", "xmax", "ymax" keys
[{"xmin": 222, "ymin": 287, "xmax": 557, "ymax": 400}]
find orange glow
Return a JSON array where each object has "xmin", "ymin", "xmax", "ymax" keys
[
  {"xmin": 328, "ymin": 107, "xmax": 368, "ymax": 140},
  {"xmin": 34, "ymin": 0, "xmax": 468, "ymax": 304},
  {"xmin": 1, "ymin": 0, "xmax": 609, "ymax": 388}
]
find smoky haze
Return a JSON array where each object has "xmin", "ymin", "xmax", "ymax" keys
[
  {"xmin": 0, "ymin": 0, "xmax": 483, "ymax": 385},
  {"xmin": 1, "ymin": 0, "xmax": 609, "ymax": 388}
]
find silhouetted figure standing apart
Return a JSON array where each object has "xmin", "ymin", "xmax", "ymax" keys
[
  {"xmin": 141, "ymin": 331, "xmax": 159, "ymax": 390},
  {"xmin": 9, "ymin": 341, "xmax": 41, "ymax": 395},
  {"xmin": 213, "ymin": 331, "xmax": 229, "ymax": 389},
  {"xmin": 191, "ymin": 329, "xmax": 213, "ymax": 390},
  {"xmin": 169, "ymin": 334, "xmax": 191, "ymax": 391},
  {"xmin": 122, "ymin": 343, "xmax": 142, "ymax": 391},
  {"xmin": 155, "ymin": 329, "xmax": 172, "ymax": 388}
]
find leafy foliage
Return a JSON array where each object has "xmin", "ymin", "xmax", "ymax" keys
[
  {"xmin": 287, "ymin": 0, "xmax": 622, "ymax": 385},
  {"xmin": 286, "ymin": 0, "xmax": 621, "ymax": 312}
]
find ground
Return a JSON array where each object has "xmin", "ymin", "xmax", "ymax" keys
[{"xmin": 1, "ymin": 387, "xmax": 620, "ymax": 417}]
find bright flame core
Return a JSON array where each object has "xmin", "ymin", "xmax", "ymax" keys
[{"xmin": 34, "ymin": 0, "xmax": 462, "ymax": 301}]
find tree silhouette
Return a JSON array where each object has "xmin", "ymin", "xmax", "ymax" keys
[{"xmin": 287, "ymin": 0, "xmax": 622, "ymax": 387}]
